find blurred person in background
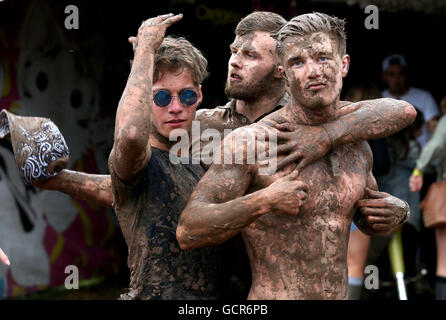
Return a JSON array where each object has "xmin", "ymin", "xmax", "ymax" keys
[
  {"xmin": 410, "ymin": 92, "xmax": 446, "ymax": 300},
  {"xmin": 345, "ymin": 82, "xmax": 386, "ymax": 299},
  {"xmin": 382, "ymin": 54, "xmax": 439, "ymax": 148},
  {"xmin": 346, "ymin": 82, "xmax": 425, "ymax": 299}
]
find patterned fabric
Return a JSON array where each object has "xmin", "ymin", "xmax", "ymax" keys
[{"xmin": 0, "ymin": 109, "xmax": 69, "ymax": 184}]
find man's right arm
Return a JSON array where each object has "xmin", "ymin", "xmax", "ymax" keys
[
  {"xmin": 33, "ymin": 170, "xmax": 113, "ymax": 208},
  {"xmin": 177, "ymin": 162, "xmax": 267, "ymax": 250},
  {"xmin": 109, "ymin": 14, "xmax": 182, "ymax": 181},
  {"xmin": 108, "ymin": 25, "xmax": 155, "ymax": 182},
  {"xmin": 177, "ymin": 130, "xmax": 308, "ymax": 250}
]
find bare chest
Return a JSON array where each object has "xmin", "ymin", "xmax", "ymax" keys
[{"xmin": 250, "ymin": 144, "xmax": 368, "ymax": 230}]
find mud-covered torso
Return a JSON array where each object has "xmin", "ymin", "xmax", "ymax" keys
[
  {"xmin": 244, "ymin": 120, "xmax": 371, "ymax": 300},
  {"xmin": 110, "ymin": 147, "xmax": 220, "ymax": 300}
]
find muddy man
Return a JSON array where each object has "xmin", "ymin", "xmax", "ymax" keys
[{"xmin": 177, "ymin": 13, "xmax": 415, "ymax": 300}]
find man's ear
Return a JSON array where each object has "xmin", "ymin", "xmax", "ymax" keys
[
  {"xmin": 341, "ymin": 54, "xmax": 350, "ymax": 78},
  {"xmin": 277, "ymin": 65, "xmax": 289, "ymax": 84},
  {"xmin": 197, "ymin": 84, "xmax": 203, "ymax": 106},
  {"xmin": 274, "ymin": 64, "xmax": 282, "ymax": 79}
]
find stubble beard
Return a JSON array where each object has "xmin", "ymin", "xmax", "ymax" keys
[{"xmin": 224, "ymin": 65, "xmax": 277, "ymax": 101}]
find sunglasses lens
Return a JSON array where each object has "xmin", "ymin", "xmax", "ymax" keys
[
  {"xmin": 180, "ymin": 90, "xmax": 198, "ymax": 106},
  {"xmin": 154, "ymin": 90, "xmax": 171, "ymax": 107}
]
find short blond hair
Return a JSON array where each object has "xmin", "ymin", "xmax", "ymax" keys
[{"xmin": 274, "ymin": 12, "xmax": 347, "ymax": 59}]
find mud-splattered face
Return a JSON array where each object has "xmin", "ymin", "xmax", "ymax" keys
[
  {"xmin": 382, "ymin": 64, "xmax": 407, "ymax": 95},
  {"xmin": 225, "ymin": 31, "xmax": 280, "ymax": 100},
  {"xmin": 151, "ymin": 68, "xmax": 202, "ymax": 139},
  {"xmin": 280, "ymin": 32, "xmax": 349, "ymax": 110}
]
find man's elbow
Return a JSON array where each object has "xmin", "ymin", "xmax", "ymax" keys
[
  {"xmin": 116, "ymin": 125, "xmax": 148, "ymax": 154},
  {"xmin": 390, "ymin": 98, "xmax": 417, "ymax": 125},
  {"xmin": 176, "ymin": 224, "xmax": 195, "ymax": 251}
]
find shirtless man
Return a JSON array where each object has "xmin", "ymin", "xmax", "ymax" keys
[{"xmin": 176, "ymin": 12, "xmax": 415, "ymax": 299}]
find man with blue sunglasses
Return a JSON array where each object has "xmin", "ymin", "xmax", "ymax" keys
[{"xmin": 30, "ymin": 12, "xmax": 413, "ymax": 300}]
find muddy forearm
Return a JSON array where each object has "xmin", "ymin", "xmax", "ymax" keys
[
  {"xmin": 177, "ymin": 189, "xmax": 270, "ymax": 250},
  {"xmin": 112, "ymin": 46, "xmax": 154, "ymax": 180},
  {"xmin": 34, "ymin": 170, "xmax": 113, "ymax": 208},
  {"xmin": 324, "ymin": 98, "xmax": 416, "ymax": 146}
]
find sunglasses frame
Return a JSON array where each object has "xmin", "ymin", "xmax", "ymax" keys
[{"xmin": 153, "ymin": 89, "xmax": 199, "ymax": 108}]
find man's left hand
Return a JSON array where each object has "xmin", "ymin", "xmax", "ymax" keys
[
  {"xmin": 273, "ymin": 122, "xmax": 332, "ymax": 173},
  {"xmin": 356, "ymin": 187, "xmax": 409, "ymax": 233}
]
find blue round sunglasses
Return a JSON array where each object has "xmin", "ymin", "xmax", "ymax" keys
[{"xmin": 153, "ymin": 89, "xmax": 198, "ymax": 107}]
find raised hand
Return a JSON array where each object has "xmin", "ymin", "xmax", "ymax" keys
[
  {"xmin": 132, "ymin": 13, "xmax": 183, "ymax": 53},
  {"xmin": 264, "ymin": 170, "xmax": 309, "ymax": 215},
  {"xmin": 355, "ymin": 187, "xmax": 409, "ymax": 233}
]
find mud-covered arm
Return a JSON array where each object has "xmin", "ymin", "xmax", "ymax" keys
[
  {"xmin": 109, "ymin": 14, "xmax": 182, "ymax": 181},
  {"xmin": 275, "ymin": 98, "xmax": 417, "ymax": 172},
  {"xmin": 327, "ymin": 98, "xmax": 416, "ymax": 145},
  {"xmin": 176, "ymin": 162, "xmax": 267, "ymax": 250},
  {"xmin": 33, "ymin": 170, "xmax": 113, "ymax": 208},
  {"xmin": 177, "ymin": 130, "xmax": 308, "ymax": 250}
]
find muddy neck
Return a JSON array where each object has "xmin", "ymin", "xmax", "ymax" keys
[
  {"xmin": 285, "ymin": 100, "xmax": 340, "ymax": 125},
  {"xmin": 235, "ymin": 88, "xmax": 286, "ymax": 123}
]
